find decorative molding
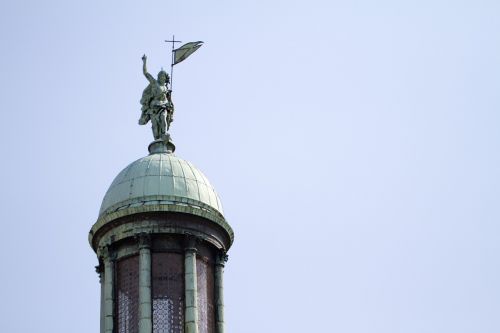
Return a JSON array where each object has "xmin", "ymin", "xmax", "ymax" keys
[
  {"xmin": 99, "ymin": 222, "xmax": 225, "ymax": 250},
  {"xmin": 89, "ymin": 201, "xmax": 234, "ymax": 250}
]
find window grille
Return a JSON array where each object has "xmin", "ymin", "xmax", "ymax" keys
[
  {"xmin": 116, "ymin": 256, "xmax": 139, "ymax": 333},
  {"xmin": 197, "ymin": 257, "xmax": 215, "ymax": 333},
  {"xmin": 152, "ymin": 252, "xmax": 185, "ymax": 333}
]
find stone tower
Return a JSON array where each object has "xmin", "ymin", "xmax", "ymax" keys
[{"xmin": 89, "ymin": 140, "xmax": 234, "ymax": 333}]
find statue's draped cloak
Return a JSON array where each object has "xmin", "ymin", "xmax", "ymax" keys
[{"xmin": 139, "ymin": 83, "xmax": 154, "ymax": 125}]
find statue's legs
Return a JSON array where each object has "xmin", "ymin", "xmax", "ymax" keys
[
  {"xmin": 151, "ymin": 112, "xmax": 160, "ymax": 140},
  {"xmin": 152, "ymin": 124, "xmax": 159, "ymax": 140},
  {"xmin": 151, "ymin": 109, "xmax": 167, "ymax": 140},
  {"xmin": 166, "ymin": 111, "xmax": 173, "ymax": 131},
  {"xmin": 159, "ymin": 111, "xmax": 166, "ymax": 136}
]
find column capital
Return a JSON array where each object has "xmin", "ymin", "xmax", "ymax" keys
[
  {"xmin": 99, "ymin": 245, "xmax": 116, "ymax": 262},
  {"xmin": 183, "ymin": 234, "xmax": 199, "ymax": 253},
  {"xmin": 216, "ymin": 251, "xmax": 228, "ymax": 266},
  {"xmin": 136, "ymin": 232, "xmax": 151, "ymax": 250}
]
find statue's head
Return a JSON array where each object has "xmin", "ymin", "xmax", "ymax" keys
[{"xmin": 157, "ymin": 70, "xmax": 170, "ymax": 85}]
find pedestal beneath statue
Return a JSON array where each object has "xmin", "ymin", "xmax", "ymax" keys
[{"xmin": 148, "ymin": 135, "xmax": 176, "ymax": 154}]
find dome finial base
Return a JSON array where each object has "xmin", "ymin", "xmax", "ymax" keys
[{"xmin": 148, "ymin": 134, "xmax": 175, "ymax": 154}]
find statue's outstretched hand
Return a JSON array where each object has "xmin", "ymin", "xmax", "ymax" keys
[{"xmin": 142, "ymin": 54, "xmax": 147, "ymax": 61}]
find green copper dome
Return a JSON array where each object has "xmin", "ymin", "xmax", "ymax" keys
[{"xmin": 99, "ymin": 152, "xmax": 224, "ymax": 218}]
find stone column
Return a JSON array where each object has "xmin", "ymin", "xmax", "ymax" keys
[
  {"xmin": 95, "ymin": 264, "xmax": 105, "ymax": 333},
  {"xmin": 215, "ymin": 252, "xmax": 228, "ymax": 333},
  {"xmin": 102, "ymin": 247, "xmax": 115, "ymax": 333},
  {"xmin": 138, "ymin": 233, "xmax": 152, "ymax": 333},
  {"xmin": 184, "ymin": 236, "xmax": 199, "ymax": 333}
]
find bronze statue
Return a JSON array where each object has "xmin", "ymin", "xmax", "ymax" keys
[{"xmin": 139, "ymin": 55, "xmax": 174, "ymax": 140}]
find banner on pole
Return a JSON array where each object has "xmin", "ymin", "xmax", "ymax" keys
[{"xmin": 173, "ymin": 41, "xmax": 203, "ymax": 65}]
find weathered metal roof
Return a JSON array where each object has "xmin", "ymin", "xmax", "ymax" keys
[{"xmin": 99, "ymin": 153, "xmax": 224, "ymax": 218}]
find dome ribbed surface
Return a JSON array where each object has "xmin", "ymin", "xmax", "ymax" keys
[{"xmin": 99, "ymin": 153, "xmax": 223, "ymax": 217}]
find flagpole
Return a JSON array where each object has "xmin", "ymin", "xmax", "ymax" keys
[
  {"xmin": 165, "ymin": 35, "xmax": 181, "ymax": 91},
  {"xmin": 170, "ymin": 34, "xmax": 175, "ymax": 91}
]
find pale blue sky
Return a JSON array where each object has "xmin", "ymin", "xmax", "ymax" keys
[{"xmin": 0, "ymin": 1, "xmax": 499, "ymax": 332}]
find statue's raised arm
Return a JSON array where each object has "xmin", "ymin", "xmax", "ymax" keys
[{"xmin": 142, "ymin": 54, "xmax": 155, "ymax": 84}]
